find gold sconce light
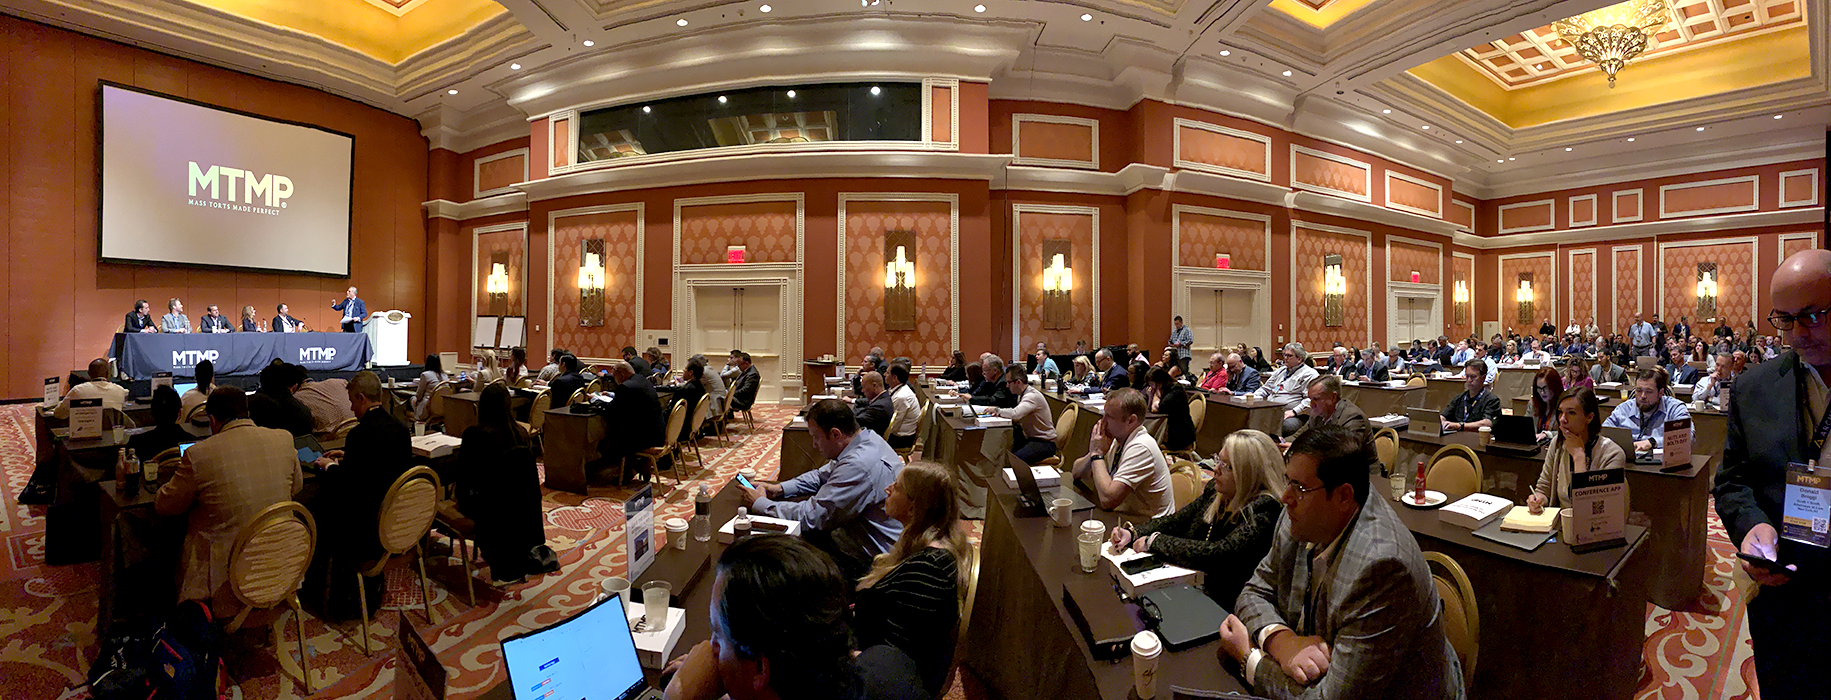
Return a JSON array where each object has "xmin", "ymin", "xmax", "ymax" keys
[
  {"xmin": 578, "ymin": 239, "xmax": 606, "ymax": 327},
  {"xmin": 1453, "ymin": 276, "xmax": 1469, "ymax": 325},
  {"xmin": 1041, "ymin": 239, "xmax": 1073, "ymax": 330},
  {"xmin": 1322, "ymin": 254, "xmax": 1345, "ymax": 327},
  {"xmin": 1515, "ymin": 273, "xmax": 1535, "ymax": 325},
  {"xmin": 884, "ymin": 231, "xmax": 917, "ymax": 332},
  {"xmin": 1696, "ymin": 262, "xmax": 1718, "ymax": 322},
  {"xmin": 487, "ymin": 254, "xmax": 510, "ymax": 317}
]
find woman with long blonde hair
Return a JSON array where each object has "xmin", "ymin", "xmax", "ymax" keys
[
  {"xmin": 1108, "ymin": 429, "xmax": 1287, "ymax": 606},
  {"xmin": 852, "ymin": 462, "xmax": 971, "ymax": 698}
]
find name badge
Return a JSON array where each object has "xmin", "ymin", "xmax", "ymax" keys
[{"xmin": 1782, "ymin": 462, "xmax": 1831, "ymax": 549}]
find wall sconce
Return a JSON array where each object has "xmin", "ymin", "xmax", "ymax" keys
[
  {"xmin": 1453, "ymin": 277, "xmax": 1469, "ymax": 325},
  {"xmin": 1515, "ymin": 273, "xmax": 1534, "ymax": 325},
  {"xmin": 883, "ymin": 232, "xmax": 917, "ymax": 332},
  {"xmin": 1322, "ymin": 253, "xmax": 1345, "ymax": 327},
  {"xmin": 578, "ymin": 239, "xmax": 606, "ymax": 327},
  {"xmin": 1041, "ymin": 239, "xmax": 1073, "ymax": 330},
  {"xmin": 487, "ymin": 254, "xmax": 511, "ymax": 317},
  {"xmin": 1696, "ymin": 262, "xmax": 1718, "ymax": 322}
]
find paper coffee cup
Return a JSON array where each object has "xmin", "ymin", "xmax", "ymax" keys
[
  {"xmin": 414, "ymin": 422, "xmax": 427, "ymax": 437},
  {"xmin": 738, "ymin": 468, "xmax": 759, "ymax": 481},
  {"xmin": 1080, "ymin": 519, "xmax": 1107, "ymax": 542},
  {"xmin": 1050, "ymin": 498, "xmax": 1074, "ymax": 527},
  {"xmin": 600, "ymin": 576, "xmax": 631, "ymax": 608},
  {"xmin": 1131, "ymin": 631, "xmax": 1163, "ymax": 699},
  {"xmin": 1558, "ymin": 509, "xmax": 1575, "ymax": 543},
  {"xmin": 665, "ymin": 517, "xmax": 689, "ymax": 550},
  {"xmin": 1478, "ymin": 426, "xmax": 1491, "ymax": 445}
]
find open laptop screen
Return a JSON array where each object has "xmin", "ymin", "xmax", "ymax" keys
[{"xmin": 500, "ymin": 592, "xmax": 647, "ymax": 700}]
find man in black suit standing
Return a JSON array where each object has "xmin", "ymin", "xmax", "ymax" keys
[
  {"xmin": 125, "ymin": 299, "xmax": 156, "ymax": 333},
  {"xmin": 1715, "ymin": 249, "xmax": 1831, "ymax": 697},
  {"xmin": 305, "ymin": 370, "xmax": 410, "ymax": 619},
  {"xmin": 599, "ymin": 359, "xmax": 665, "ymax": 481},
  {"xmin": 727, "ymin": 353, "xmax": 761, "ymax": 419},
  {"xmin": 851, "ymin": 371, "xmax": 894, "ymax": 436}
]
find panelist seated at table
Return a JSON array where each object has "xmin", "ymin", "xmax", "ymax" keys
[
  {"xmin": 1110, "ymin": 429, "xmax": 1286, "ymax": 608},
  {"xmin": 996, "ymin": 370, "xmax": 1058, "ymax": 465},
  {"xmin": 1526, "ymin": 387, "xmax": 1627, "ymax": 512},
  {"xmin": 1284, "ymin": 376, "xmax": 1368, "ymax": 449},
  {"xmin": 968, "ymin": 355, "xmax": 1017, "ymax": 408},
  {"xmin": 1602, "ymin": 368, "xmax": 1690, "ymax": 452},
  {"xmin": 1070, "ymin": 388, "xmax": 1175, "ymax": 517},
  {"xmin": 331, "ymin": 286, "xmax": 366, "ymax": 333},
  {"xmin": 1217, "ymin": 424, "xmax": 1466, "ymax": 700},
  {"xmin": 160, "ymin": 298, "xmax": 191, "ymax": 334},
  {"xmin": 1439, "ymin": 359, "xmax": 1501, "ymax": 434},
  {"xmin": 53, "ymin": 358, "xmax": 130, "ymax": 420},
  {"xmin": 662, "ymin": 535, "xmax": 929, "ymax": 700},
  {"xmin": 1236, "ymin": 343, "xmax": 1319, "ymax": 436},
  {"xmin": 739, "ymin": 399, "xmax": 903, "ymax": 580},
  {"xmin": 125, "ymin": 299, "xmax": 157, "ymax": 333},
  {"xmin": 195, "ymin": 305, "xmax": 232, "ymax": 333},
  {"xmin": 852, "ymin": 462, "xmax": 971, "ymax": 697},
  {"xmin": 1148, "ymin": 368, "xmax": 1196, "ymax": 453},
  {"xmin": 272, "ymin": 304, "xmax": 308, "ymax": 333},
  {"xmin": 239, "ymin": 305, "xmax": 264, "ymax": 333},
  {"xmin": 156, "ymin": 387, "xmax": 302, "ymax": 618}
]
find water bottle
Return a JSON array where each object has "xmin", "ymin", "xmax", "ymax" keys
[
  {"xmin": 116, "ymin": 448, "xmax": 130, "ymax": 488},
  {"xmin": 140, "ymin": 449, "xmax": 158, "ymax": 490},
  {"xmin": 692, "ymin": 484, "xmax": 713, "ymax": 542},
  {"xmin": 733, "ymin": 507, "xmax": 752, "ymax": 540}
]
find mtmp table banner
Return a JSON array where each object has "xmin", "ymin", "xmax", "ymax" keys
[{"xmin": 112, "ymin": 332, "xmax": 371, "ymax": 379}]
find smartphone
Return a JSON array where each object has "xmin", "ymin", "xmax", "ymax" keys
[
  {"xmin": 1120, "ymin": 555, "xmax": 1163, "ymax": 576},
  {"xmin": 1737, "ymin": 552, "xmax": 1789, "ymax": 572},
  {"xmin": 735, "ymin": 473, "xmax": 755, "ymax": 490}
]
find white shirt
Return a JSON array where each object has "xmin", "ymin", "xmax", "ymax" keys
[
  {"xmin": 996, "ymin": 386, "xmax": 1057, "ymax": 442},
  {"xmin": 53, "ymin": 379, "xmax": 130, "ymax": 420},
  {"xmin": 1565, "ymin": 324, "xmax": 1581, "ymax": 337},
  {"xmin": 888, "ymin": 383, "xmax": 921, "ymax": 437},
  {"xmin": 1105, "ymin": 426, "xmax": 1174, "ymax": 517},
  {"xmin": 1254, "ymin": 364, "xmax": 1320, "ymax": 413}
]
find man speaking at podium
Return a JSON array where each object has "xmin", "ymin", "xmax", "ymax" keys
[{"xmin": 332, "ymin": 286, "xmax": 366, "ymax": 333}]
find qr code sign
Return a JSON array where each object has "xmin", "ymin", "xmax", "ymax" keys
[
  {"xmin": 1814, "ymin": 517, "xmax": 1827, "ymax": 534},
  {"xmin": 1592, "ymin": 501, "xmax": 1606, "ymax": 515}
]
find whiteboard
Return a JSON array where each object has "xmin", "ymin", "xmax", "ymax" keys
[
  {"xmin": 473, "ymin": 316, "xmax": 499, "ymax": 349},
  {"xmin": 499, "ymin": 317, "xmax": 526, "ymax": 348}
]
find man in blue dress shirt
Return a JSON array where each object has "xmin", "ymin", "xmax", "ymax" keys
[
  {"xmin": 331, "ymin": 286, "xmax": 367, "ymax": 333},
  {"xmin": 1603, "ymin": 368, "xmax": 1691, "ymax": 452},
  {"xmin": 738, "ymin": 398, "xmax": 903, "ymax": 581}
]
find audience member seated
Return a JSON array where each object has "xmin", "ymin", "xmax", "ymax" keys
[
  {"xmin": 997, "ymin": 371, "xmax": 1058, "ymax": 465},
  {"xmin": 726, "ymin": 352, "xmax": 762, "ymax": 418},
  {"xmin": 1528, "ymin": 367, "xmax": 1564, "ymax": 442},
  {"xmin": 125, "ymin": 299, "xmax": 157, "ymax": 333},
  {"xmin": 547, "ymin": 354, "xmax": 589, "ymax": 404},
  {"xmin": 1523, "ymin": 340, "xmax": 1554, "ymax": 364},
  {"xmin": 662, "ymin": 535, "xmax": 928, "ymax": 700},
  {"xmin": 645, "ymin": 346, "xmax": 670, "ymax": 381},
  {"xmin": 883, "ymin": 364, "xmax": 921, "ymax": 449},
  {"xmin": 1149, "ymin": 368, "xmax": 1196, "ymax": 453},
  {"xmin": 1093, "ymin": 348, "xmax": 1129, "ymax": 391},
  {"xmin": 1153, "ymin": 347, "xmax": 1183, "ymax": 380},
  {"xmin": 1238, "ymin": 343, "xmax": 1319, "ymax": 436},
  {"xmin": 852, "ymin": 462, "xmax": 972, "ymax": 697},
  {"xmin": 1665, "ymin": 348, "xmax": 1700, "ymax": 385},
  {"xmin": 1440, "ymin": 358, "xmax": 1500, "ymax": 434},
  {"xmin": 1340, "ymin": 348, "xmax": 1388, "ymax": 383},
  {"xmin": 1465, "ymin": 346, "xmax": 1498, "ymax": 385},
  {"xmin": 1218, "ymin": 423, "xmax": 1466, "ymax": 699},
  {"xmin": 1222, "ymin": 352, "xmax": 1262, "ymax": 394},
  {"xmin": 1323, "ymin": 346, "xmax": 1349, "ymax": 375},
  {"xmin": 1591, "ymin": 353, "xmax": 1628, "ymax": 384},
  {"xmin": 1032, "ymin": 347, "xmax": 1063, "ymax": 378},
  {"xmin": 1561, "ymin": 356, "xmax": 1594, "ymax": 391},
  {"xmin": 156, "ymin": 387, "xmax": 302, "ymax": 618},
  {"xmin": 622, "ymin": 346, "xmax": 651, "ymax": 377},
  {"xmin": 1603, "ymin": 368, "xmax": 1690, "ymax": 452},
  {"xmin": 1527, "ymin": 387, "xmax": 1626, "ymax": 512},
  {"xmin": 1285, "ymin": 375, "xmax": 1368, "ymax": 448},
  {"xmin": 128, "ymin": 386, "xmax": 191, "ymax": 460},
  {"xmin": 295, "ymin": 377, "xmax": 356, "ymax": 436},
  {"xmin": 535, "ymin": 348, "xmax": 567, "ymax": 385},
  {"xmin": 853, "ymin": 354, "xmax": 882, "ymax": 396},
  {"xmin": 1197, "ymin": 352, "xmax": 1230, "ymax": 392},
  {"xmin": 472, "ymin": 348, "xmax": 505, "ymax": 386},
  {"xmin": 450, "ymin": 384, "xmax": 547, "ymax": 582},
  {"xmin": 1072, "ymin": 355, "xmax": 1098, "ymax": 386},
  {"xmin": 693, "ymin": 354, "xmax": 730, "ymax": 418},
  {"xmin": 596, "ymin": 360, "xmax": 665, "ymax": 481},
  {"xmin": 160, "ymin": 298, "xmax": 191, "ymax": 334},
  {"xmin": 969, "ymin": 355, "xmax": 1017, "ymax": 408},
  {"xmin": 1070, "ymin": 388, "xmax": 1174, "ymax": 516},
  {"xmin": 413, "ymin": 354, "xmax": 450, "ymax": 422},
  {"xmin": 1110, "ymin": 429, "xmax": 1285, "ymax": 607},
  {"xmin": 1693, "ymin": 352, "xmax": 1737, "ymax": 410},
  {"xmin": 179, "ymin": 359, "xmax": 215, "ymax": 428},
  {"xmin": 250, "ymin": 362, "xmax": 314, "ymax": 437},
  {"xmin": 54, "ymin": 358, "xmax": 129, "ymax": 420},
  {"xmin": 306, "ymin": 371, "xmax": 411, "ymax": 620},
  {"xmin": 1127, "ymin": 360, "xmax": 1152, "ymax": 392},
  {"xmin": 939, "ymin": 350, "xmax": 969, "ymax": 382},
  {"xmin": 852, "ymin": 371, "xmax": 894, "ymax": 437},
  {"xmin": 504, "ymin": 346, "xmax": 531, "ymax": 387},
  {"xmin": 669, "ymin": 362, "xmax": 711, "ymax": 443},
  {"xmin": 739, "ymin": 399, "xmax": 904, "ymax": 580}
]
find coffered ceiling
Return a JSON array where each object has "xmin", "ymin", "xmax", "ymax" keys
[{"xmin": 4, "ymin": 0, "xmax": 1826, "ymax": 198}]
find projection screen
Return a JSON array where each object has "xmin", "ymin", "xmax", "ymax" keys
[{"xmin": 98, "ymin": 82, "xmax": 354, "ymax": 277}]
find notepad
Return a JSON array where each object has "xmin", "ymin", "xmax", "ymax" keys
[{"xmin": 1500, "ymin": 505, "xmax": 1560, "ymax": 533}]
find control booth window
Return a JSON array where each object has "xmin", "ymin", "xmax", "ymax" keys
[{"xmin": 573, "ymin": 83, "xmax": 922, "ymax": 163}]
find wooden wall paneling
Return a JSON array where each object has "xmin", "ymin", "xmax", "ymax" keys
[{"xmin": 11, "ymin": 21, "xmax": 78, "ymax": 393}]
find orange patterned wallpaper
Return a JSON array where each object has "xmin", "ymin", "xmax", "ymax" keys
[
  {"xmin": 1292, "ymin": 225, "xmax": 1368, "ymax": 346},
  {"xmin": 1177, "ymin": 211, "xmax": 1266, "ymax": 270},
  {"xmin": 1499, "ymin": 254, "xmax": 1553, "ymax": 331},
  {"xmin": 1568, "ymin": 251, "xmax": 1595, "ymax": 327},
  {"xmin": 1176, "ymin": 123, "xmax": 1269, "ymax": 177},
  {"xmin": 1293, "ymin": 150, "xmax": 1368, "ymax": 198},
  {"xmin": 1663, "ymin": 179, "xmax": 1757, "ymax": 217},
  {"xmin": 550, "ymin": 209, "xmax": 641, "ymax": 359},
  {"xmin": 476, "ymin": 153, "xmax": 526, "ymax": 195},
  {"xmin": 1387, "ymin": 177, "xmax": 1441, "ymax": 217},
  {"xmin": 1614, "ymin": 247, "xmax": 1642, "ymax": 331},
  {"xmin": 474, "ymin": 228, "xmax": 525, "ymax": 317},
  {"xmin": 1016, "ymin": 120, "xmax": 1095, "ymax": 163},
  {"xmin": 678, "ymin": 200, "xmax": 798, "ymax": 264},
  {"xmin": 843, "ymin": 200, "xmax": 954, "ymax": 365},
  {"xmin": 1449, "ymin": 255, "xmax": 1473, "ymax": 341},
  {"xmin": 1388, "ymin": 241, "xmax": 1440, "ymax": 284},
  {"xmin": 1782, "ymin": 236, "xmax": 1816, "ymax": 260},
  {"xmin": 1016, "ymin": 210, "xmax": 1097, "ymax": 352},
  {"xmin": 1500, "ymin": 201, "xmax": 1552, "ymax": 231},
  {"xmin": 1662, "ymin": 242, "xmax": 1755, "ymax": 325}
]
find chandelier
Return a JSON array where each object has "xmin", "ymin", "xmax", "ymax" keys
[{"xmin": 1552, "ymin": 0, "xmax": 1671, "ymax": 88}]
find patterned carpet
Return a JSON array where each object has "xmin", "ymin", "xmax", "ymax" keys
[{"xmin": 0, "ymin": 402, "xmax": 1758, "ymax": 699}]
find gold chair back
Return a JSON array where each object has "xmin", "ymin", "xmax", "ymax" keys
[
  {"xmin": 663, "ymin": 400, "xmax": 689, "ymax": 449},
  {"xmin": 1373, "ymin": 427, "xmax": 1400, "ymax": 474},
  {"xmin": 688, "ymin": 394, "xmax": 712, "ymax": 439},
  {"xmin": 1407, "ymin": 375, "xmax": 1428, "ymax": 387},
  {"xmin": 331, "ymin": 417, "xmax": 360, "ymax": 441},
  {"xmin": 1426, "ymin": 444, "xmax": 1484, "ymax": 498},
  {"xmin": 229, "ymin": 501, "xmax": 316, "ymax": 612},
  {"xmin": 428, "ymin": 381, "xmax": 456, "ymax": 420},
  {"xmin": 376, "ymin": 466, "xmax": 441, "ymax": 559},
  {"xmin": 1426, "ymin": 551, "xmax": 1479, "ymax": 691},
  {"xmin": 528, "ymin": 390, "xmax": 553, "ymax": 433}
]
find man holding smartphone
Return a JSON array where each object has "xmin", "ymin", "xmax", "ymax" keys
[{"xmin": 1714, "ymin": 249, "xmax": 1831, "ymax": 697}]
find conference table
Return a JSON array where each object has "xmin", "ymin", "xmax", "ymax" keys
[
  {"xmin": 539, "ymin": 408, "xmax": 605, "ymax": 494},
  {"xmin": 914, "ymin": 406, "xmax": 1014, "ymax": 519},
  {"xmin": 1041, "ymin": 393, "xmax": 1170, "ymax": 466},
  {"xmin": 110, "ymin": 331, "xmax": 372, "ymax": 380},
  {"xmin": 1338, "ymin": 380, "xmax": 1427, "ymax": 417},
  {"xmin": 1191, "ymin": 392, "xmax": 1285, "ymax": 456}
]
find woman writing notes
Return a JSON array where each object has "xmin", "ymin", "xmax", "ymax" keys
[{"xmin": 1526, "ymin": 387, "xmax": 1626, "ymax": 512}]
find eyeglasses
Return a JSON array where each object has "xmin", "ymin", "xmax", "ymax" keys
[
  {"xmin": 1769, "ymin": 309, "xmax": 1830, "ymax": 331},
  {"xmin": 1286, "ymin": 480, "xmax": 1327, "ymax": 499}
]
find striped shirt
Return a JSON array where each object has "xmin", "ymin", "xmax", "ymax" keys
[{"xmin": 853, "ymin": 547, "xmax": 961, "ymax": 698}]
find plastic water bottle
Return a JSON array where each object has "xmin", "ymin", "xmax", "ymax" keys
[
  {"xmin": 692, "ymin": 484, "xmax": 713, "ymax": 542},
  {"xmin": 733, "ymin": 507, "xmax": 752, "ymax": 540}
]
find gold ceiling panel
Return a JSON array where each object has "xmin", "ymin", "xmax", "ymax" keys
[
  {"xmin": 1266, "ymin": 0, "xmax": 1381, "ymax": 28},
  {"xmin": 186, "ymin": 0, "xmax": 507, "ymax": 63},
  {"xmin": 1457, "ymin": 0, "xmax": 1803, "ymax": 89}
]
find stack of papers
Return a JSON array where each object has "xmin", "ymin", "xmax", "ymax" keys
[
  {"xmin": 1439, "ymin": 493, "xmax": 1512, "ymax": 529},
  {"xmin": 1500, "ymin": 506, "xmax": 1559, "ymax": 533},
  {"xmin": 977, "ymin": 416, "xmax": 1013, "ymax": 427},
  {"xmin": 1368, "ymin": 414, "xmax": 1409, "ymax": 429},
  {"xmin": 1101, "ymin": 547, "xmax": 1203, "ymax": 596},
  {"xmin": 410, "ymin": 433, "xmax": 463, "ymax": 459}
]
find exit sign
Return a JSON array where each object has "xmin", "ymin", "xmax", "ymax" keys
[
  {"xmin": 1410, "ymin": 270, "xmax": 1420, "ymax": 283},
  {"xmin": 727, "ymin": 245, "xmax": 747, "ymax": 263},
  {"xmin": 1214, "ymin": 253, "xmax": 1231, "ymax": 270}
]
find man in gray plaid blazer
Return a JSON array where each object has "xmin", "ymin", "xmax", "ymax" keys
[{"xmin": 1218, "ymin": 423, "xmax": 1465, "ymax": 699}]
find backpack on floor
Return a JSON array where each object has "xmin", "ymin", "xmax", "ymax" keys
[{"xmin": 86, "ymin": 599, "xmax": 227, "ymax": 700}]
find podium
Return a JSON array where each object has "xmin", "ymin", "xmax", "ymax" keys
[{"xmin": 366, "ymin": 310, "xmax": 412, "ymax": 366}]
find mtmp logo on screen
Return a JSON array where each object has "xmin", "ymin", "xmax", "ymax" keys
[{"xmin": 187, "ymin": 161, "xmax": 294, "ymax": 211}]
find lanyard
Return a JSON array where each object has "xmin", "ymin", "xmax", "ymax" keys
[
  {"xmin": 1461, "ymin": 391, "xmax": 1486, "ymax": 423},
  {"xmin": 1815, "ymin": 405, "xmax": 1831, "ymax": 453}
]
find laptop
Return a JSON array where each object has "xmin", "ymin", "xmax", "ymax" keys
[
  {"xmin": 172, "ymin": 382, "xmax": 197, "ymax": 397},
  {"xmin": 1601, "ymin": 425, "xmax": 1661, "ymax": 464},
  {"xmin": 1011, "ymin": 454, "xmax": 1094, "ymax": 517},
  {"xmin": 1635, "ymin": 356, "xmax": 1657, "ymax": 371},
  {"xmin": 500, "ymin": 592, "xmax": 660, "ymax": 700},
  {"xmin": 1406, "ymin": 407, "xmax": 1450, "ymax": 437},
  {"xmin": 1487, "ymin": 414, "xmax": 1541, "ymax": 451}
]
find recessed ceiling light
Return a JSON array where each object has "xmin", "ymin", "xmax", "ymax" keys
[
  {"xmin": 1774, "ymin": 114, "xmax": 1784, "ymax": 119},
  {"xmin": 760, "ymin": 3, "xmax": 771, "ymax": 11},
  {"xmin": 973, "ymin": 3, "xmax": 985, "ymax": 11},
  {"xmin": 1565, "ymin": 147, "xmax": 1573, "ymax": 151},
  {"xmin": 786, "ymin": 90, "xmax": 797, "ymax": 98},
  {"xmin": 870, "ymin": 86, "xmax": 882, "ymax": 96},
  {"xmin": 582, "ymin": 40, "xmax": 594, "ymax": 47},
  {"xmin": 1382, "ymin": 109, "xmax": 1391, "ymax": 114},
  {"xmin": 1455, "ymin": 140, "xmax": 1463, "ymax": 144},
  {"xmin": 1627, "ymin": 137, "xmax": 1636, "ymax": 142},
  {"xmin": 642, "ymin": 106, "xmax": 651, "ymax": 113},
  {"xmin": 1696, "ymin": 126, "xmax": 1706, "ymax": 131},
  {"xmin": 717, "ymin": 95, "xmax": 727, "ymax": 104},
  {"xmin": 1508, "ymin": 157, "xmax": 1515, "ymax": 161},
  {"xmin": 510, "ymin": 63, "xmax": 521, "ymax": 70},
  {"xmin": 1420, "ymin": 125, "xmax": 1430, "ymax": 130},
  {"xmin": 1081, "ymin": 13, "xmax": 1092, "ymax": 21},
  {"xmin": 1282, "ymin": 70, "xmax": 1293, "ymax": 77},
  {"xmin": 677, "ymin": 18, "xmax": 688, "ymax": 26},
  {"xmin": 1497, "ymin": 159, "xmax": 1505, "ymax": 163},
  {"xmin": 1219, "ymin": 50, "xmax": 1230, "ymax": 56},
  {"xmin": 447, "ymin": 89, "xmax": 458, "ymax": 95}
]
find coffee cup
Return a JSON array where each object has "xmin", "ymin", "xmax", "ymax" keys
[
  {"xmin": 1049, "ymin": 497, "xmax": 1074, "ymax": 527},
  {"xmin": 1131, "ymin": 630, "xmax": 1163, "ymax": 699},
  {"xmin": 1691, "ymin": 400, "xmax": 1705, "ymax": 411},
  {"xmin": 1558, "ymin": 509, "xmax": 1575, "ymax": 543},
  {"xmin": 665, "ymin": 517, "xmax": 689, "ymax": 550},
  {"xmin": 1478, "ymin": 426, "xmax": 1492, "ymax": 446},
  {"xmin": 600, "ymin": 576, "xmax": 631, "ymax": 607},
  {"xmin": 1080, "ymin": 519, "xmax": 1107, "ymax": 543},
  {"xmin": 414, "ymin": 421, "xmax": 427, "ymax": 437},
  {"xmin": 738, "ymin": 468, "xmax": 759, "ymax": 482}
]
